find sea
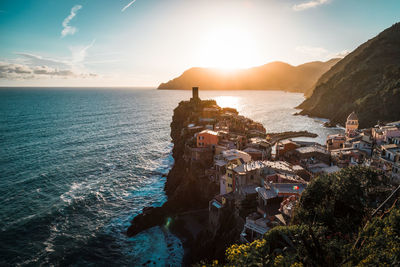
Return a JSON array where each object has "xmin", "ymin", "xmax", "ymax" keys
[{"xmin": 0, "ymin": 88, "xmax": 343, "ymax": 266}]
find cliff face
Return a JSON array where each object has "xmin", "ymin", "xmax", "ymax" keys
[
  {"xmin": 127, "ymin": 100, "xmax": 218, "ymax": 237},
  {"xmin": 298, "ymin": 23, "xmax": 400, "ymax": 128},
  {"xmin": 158, "ymin": 59, "xmax": 340, "ymax": 94}
]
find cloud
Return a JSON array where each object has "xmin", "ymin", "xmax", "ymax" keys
[
  {"xmin": 70, "ymin": 39, "xmax": 96, "ymax": 65},
  {"xmin": 293, "ymin": 0, "xmax": 329, "ymax": 11},
  {"xmin": 2, "ymin": 40, "xmax": 99, "ymax": 80},
  {"xmin": 61, "ymin": 5, "xmax": 82, "ymax": 37},
  {"xmin": 14, "ymin": 39, "xmax": 95, "ymax": 71},
  {"xmin": 14, "ymin": 52, "xmax": 70, "ymax": 69},
  {"xmin": 296, "ymin": 45, "xmax": 350, "ymax": 61},
  {"xmin": 0, "ymin": 62, "xmax": 97, "ymax": 80},
  {"xmin": 122, "ymin": 0, "xmax": 136, "ymax": 12},
  {"xmin": 333, "ymin": 50, "xmax": 350, "ymax": 58},
  {"xmin": 0, "ymin": 62, "xmax": 32, "ymax": 78}
]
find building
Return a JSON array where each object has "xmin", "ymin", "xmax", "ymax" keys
[
  {"xmin": 226, "ymin": 160, "xmax": 305, "ymax": 195},
  {"xmin": 372, "ymin": 125, "xmax": 400, "ymax": 144},
  {"xmin": 346, "ymin": 112, "xmax": 359, "ymax": 137},
  {"xmin": 215, "ymin": 149, "xmax": 252, "ymax": 194},
  {"xmin": 276, "ymin": 139, "xmax": 299, "ymax": 158},
  {"xmin": 197, "ymin": 130, "xmax": 219, "ymax": 148},
  {"xmin": 290, "ymin": 145, "xmax": 331, "ymax": 165},
  {"xmin": 331, "ymin": 147, "xmax": 368, "ymax": 167},
  {"xmin": 243, "ymin": 147, "xmax": 264, "ymax": 160},
  {"xmin": 240, "ymin": 182, "xmax": 306, "ymax": 243},
  {"xmin": 376, "ymin": 144, "xmax": 400, "ymax": 183},
  {"xmin": 202, "ymin": 106, "xmax": 220, "ymax": 118},
  {"xmin": 326, "ymin": 134, "xmax": 346, "ymax": 150}
]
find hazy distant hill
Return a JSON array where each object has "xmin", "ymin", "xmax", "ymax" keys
[
  {"xmin": 158, "ymin": 59, "xmax": 340, "ymax": 94},
  {"xmin": 298, "ymin": 23, "xmax": 400, "ymax": 128}
]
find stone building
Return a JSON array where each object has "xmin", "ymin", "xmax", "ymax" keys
[{"xmin": 346, "ymin": 111, "xmax": 359, "ymax": 137}]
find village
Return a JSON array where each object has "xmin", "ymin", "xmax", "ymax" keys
[{"xmin": 180, "ymin": 87, "xmax": 400, "ymax": 244}]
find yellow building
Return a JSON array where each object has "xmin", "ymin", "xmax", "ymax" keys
[
  {"xmin": 346, "ymin": 111, "xmax": 359, "ymax": 137},
  {"xmin": 225, "ymin": 162, "xmax": 237, "ymax": 194}
]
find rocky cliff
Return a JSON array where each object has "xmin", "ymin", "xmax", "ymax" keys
[
  {"xmin": 298, "ymin": 23, "xmax": 400, "ymax": 128},
  {"xmin": 127, "ymin": 100, "xmax": 218, "ymax": 237},
  {"xmin": 158, "ymin": 59, "xmax": 340, "ymax": 94}
]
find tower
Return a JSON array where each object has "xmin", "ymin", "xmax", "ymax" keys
[
  {"xmin": 346, "ymin": 111, "xmax": 359, "ymax": 137},
  {"xmin": 191, "ymin": 87, "xmax": 200, "ymax": 102}
]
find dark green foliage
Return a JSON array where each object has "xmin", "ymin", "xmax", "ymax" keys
[
  {"xmin": 293, "ymin": 166, "xmax": 387, "ymax": 235},
  {"xmin": 345, "ymin": 207, "xmax": 400, "ymax": 266},
  {"xmin": 206, "ymin": 167, "xmax": 399, "ymax": 266}
]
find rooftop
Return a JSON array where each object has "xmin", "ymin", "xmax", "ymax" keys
[
  {"xmin": 347, "ymin": 111, "xmax": 358, "ymax": 121},
  {"xmin": 221, "ymin": 149, "xmax": 250, "ymax": 160},
  {"xmin": 295, "ymin": 146, "xmax": 328, "ymax": 154},
  {"xmin": 243, "ymin": 147, "xmax": 263, "ymax": 153},
  {"xmin": 381, "ymin": 144, "xmax": 400, "ymax": 150},
  {"xmin": 198, "ymin": 129, "xmax": 218, "ymax": 136},
  {"xmin": 232, "ymin": 160, "xmax": 296, "ymax": 175}
]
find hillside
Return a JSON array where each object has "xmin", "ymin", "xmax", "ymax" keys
[
  {"xmin": 298, "ymin": 23, "xmax": 400, "ymax": 128},
  {"xmin": 158, "ymin": 59, "xmax": 340, "ymax": 94}
]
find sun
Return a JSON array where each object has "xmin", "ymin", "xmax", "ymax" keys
[{"xmin": 198, "ymin": 26, "xmax": 260, "ymax": 70}]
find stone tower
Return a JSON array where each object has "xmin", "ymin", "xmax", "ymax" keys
[
  {"xmin": 346, "ymin": 111, "xmax": 359, "ymax": 137},
  {"xmin": 191, "ymin": 87, "xmax": 200, "ymax": 102}
]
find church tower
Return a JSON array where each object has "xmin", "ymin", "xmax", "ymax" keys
[{"xmin": 346, "ymin": 111, "xmax": 359, "ymax": 137}]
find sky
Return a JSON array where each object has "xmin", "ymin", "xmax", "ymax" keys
[{"xmin": 0, "ymin": 0, "xmax": 399, "ymax": 87}]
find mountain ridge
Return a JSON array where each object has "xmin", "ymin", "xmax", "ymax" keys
[
  {"xmin": 298, "ymin": 22, "xmax": 400, "ymax": 128},
  {"xmin": 158, "ymin": 59, "xmax": 340, "ymax": 94}
]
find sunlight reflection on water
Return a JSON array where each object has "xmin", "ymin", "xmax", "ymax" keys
[{"xmin": 214, "ymin": 95, "xmax": 241, "ymax": 110}]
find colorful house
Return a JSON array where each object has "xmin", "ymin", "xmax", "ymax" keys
[{"xmin": 197, "ymin": 130, "xmax": 219, "ymax": 148}]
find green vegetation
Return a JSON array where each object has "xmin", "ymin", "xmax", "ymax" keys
[
  {"xmin": 299, "ymin": 22, "xmax": 400, "ymax": 127},
  {"xmin": 201, "ymin": 167, "xmax": 400, "ymax": 266}
]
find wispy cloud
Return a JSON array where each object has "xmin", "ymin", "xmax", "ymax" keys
[
  {"xmin": 0, "ymin": 61, "xmax": 97, "ymax": 80},
  {"xmin": 122, "ymin": 0, "xmax": 136, "ymax": 12},
  {"xmin": 333, "ymin": 50, "xmax": 350, "ymax": 58},
  {"xmin": 70, "ymin": 40, "xmax": 96, "ymax": 65},
  {"xmin": 3, "ymin": 40, "xmax": 98, "ymax": 80},
  {"xmin": 293, "ymin": 0, "xmax": 329, "ymax": 11},
  {"xmin": 296, "ymin": 45, "xmax": 349, "ymax": 60},
  {"xmin": 61, "ymin": 5, "xmax": 82, "ymax": 37},
  {"xmin": 15, "ymin": 52, "xmax": 70, "ymax": 69}
]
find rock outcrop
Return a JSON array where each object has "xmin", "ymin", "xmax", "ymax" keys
[{"xmin": 298, "ymin": 23, "xmax": 400, "ymax": 128}]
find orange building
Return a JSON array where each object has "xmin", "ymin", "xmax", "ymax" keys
[{"xmin": 197, "ymin": 130, "xmax": 219, "ymax": 148}]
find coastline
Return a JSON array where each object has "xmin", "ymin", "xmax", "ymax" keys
[{"xmin": 127, "ymin": 95, "xmax": 324, "ymax": 264}]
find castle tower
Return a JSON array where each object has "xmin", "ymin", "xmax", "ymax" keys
[
  {"xmin": 191, "ymin": 87, "xmax": 200, "ymax": 102},
  {"xmin": 346, "ymin": 111, "xmax": 359, "ymax": 137}
]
